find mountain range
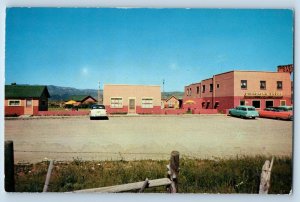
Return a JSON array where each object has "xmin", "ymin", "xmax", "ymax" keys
[{"xmin": 47, "ymin": 85, "xmax": 183, "ymax": 101}]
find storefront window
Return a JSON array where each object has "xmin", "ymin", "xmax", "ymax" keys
[
  {"xmin": 252, "ymin": 100, "xmax": 261, "ymax": 108},
  {"xmin": 266, "ymin": 100, "xmax": 273, "ymax": 108},
  {"xmin": 240, "ymin": 100, "xmax": 245, "ymax": 106},
  {"xmin": 280, "ymin": 100, "xmax": 286, "ymax": 106},
  {"xmin": 241, "ymin": 80, "xmax": 247, "ymax": 89}
]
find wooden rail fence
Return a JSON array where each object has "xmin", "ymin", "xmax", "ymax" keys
[{"xmin": 5, "ymin": 140, "xmax": 276, "ymax": 193}]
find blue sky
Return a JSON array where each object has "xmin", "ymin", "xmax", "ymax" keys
[{"xmin": 5, "ymin": 8, "xmax": 293, "ymax": 91}]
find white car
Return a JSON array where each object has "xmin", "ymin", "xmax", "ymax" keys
[{"xmin": 90, "ymin": 104, "xmax": 108, "ymax": 120}]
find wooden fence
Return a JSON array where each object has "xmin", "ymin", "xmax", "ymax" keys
[{"xmin": 5, "ymin": 140, "xmax": 275, "ymax": 193}]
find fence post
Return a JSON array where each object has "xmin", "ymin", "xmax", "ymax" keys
[
  {"xmin": 43, "ymin": 160, "xmax": 54, "ymax": 192},
  {"xmin": 5, "ymin": 140, "xmax": 15, "ymax": 192},
  {"xmin": 167, "ymin": 151, "xmax": 179, "ymax": 193},
  {"xmin": 259, "ymin": 157, "xmax": 274, "ymax": 194}
]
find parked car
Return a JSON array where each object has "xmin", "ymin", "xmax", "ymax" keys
[
  {"xmin": 229, "ymin": 105, "xmax": 259, "ymax": 119},
  {"xmin": 90, "ymin": 104, "xmax": 108, "ymax": 120},
  {"xmin": 259, "ymin": 106, "xmax": 293, "ymax": 120}
]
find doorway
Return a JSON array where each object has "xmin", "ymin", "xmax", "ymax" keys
[{"xmin": 128, "ymin": 98, "xmax": 136, "ymax": 114}]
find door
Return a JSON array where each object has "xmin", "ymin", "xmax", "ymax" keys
[
  {"xmin": 24, "ymin": 99, "xmax": 33, "ymax": 115},
  {"xmin": 128, "ymin": 98, "xmax": 136, "ymax": 114}
]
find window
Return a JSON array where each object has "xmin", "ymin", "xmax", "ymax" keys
[
  {"xmin": 186, "ymin": 89, "xmax": 189, "ymax": 96},
  {"xmin": 142, "ymin": 98, "xmax": 153, "ymax": 108},
  {"xmin": 8, "ymin": 100, "xmax": 20, "ymax": 106},
  {"xmin": 266, "ymin": 100, "xmax": 273, "ymax": 108},
  {"xmin": 260, "ymin": 81, "xmax": 266, "ymax": 90},
  {"xmin": 202, "ymin": 85, "xmax": 206, "ymax": 93},
  {"xmin": 26, "ymin": 99, "xmax": 32, "ymax": 107},
  {"xmin": 277, "ymin": 81, "xmax": 283, "ymax": 90},
  {"xmin": 241, "ymin": 80, "xmax": 247, "ymax": 89},
  {"xmin": 209, "ymin": 84, "xmax": 213, "ymax": 92},
  {"xmin": 240, "ymin": 100, "xmax": 245, "ymax": 106},
  {"xmin": 217, "ymin": 84, "xmax": 220, "ymax": 88},
  {"xmin": 280, "ymin": 100, "xmax": 286, "ymax": 106},
  {"xmin": 168, "ymin": 101, "xmax": 174, "ymax": 108},
  {"xmin": 189, "ymin": 88, "xmax": 192, "ymax": 95},
  {"xmin": 196, "ymin": 86, "xmax": 200, "ymax": 94},
  {"xmin": 110, "ymin": 98, "xmax": 123, "ymax": 108},
  {"xmin": 252, "ymin": 100, "xmax": 261, "ymax": 108}
]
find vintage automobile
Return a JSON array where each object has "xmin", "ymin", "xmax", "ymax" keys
[
  {"xmin": 259, "ymin": 106, "xmax": 293, "ymax": 120},
  {"xmin": 89, "ymin": 104, "xmax": 108, "ymax": 120},
  {"xmin": 229, "ymin": 105, "xmax": 259, "ymax": 119}
]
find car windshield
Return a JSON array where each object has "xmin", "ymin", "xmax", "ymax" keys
[{"xmin": 91, "ymin": 105, "xmax": 105, "ymax": 109}]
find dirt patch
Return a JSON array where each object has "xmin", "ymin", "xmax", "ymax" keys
[{"xmin": 5, "ymin": 115, "xmax": 292, "ymax": 163}]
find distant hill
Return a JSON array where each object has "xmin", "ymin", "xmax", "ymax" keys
[
  {"xmin": 47, "ymin": 85, "xmax": 101, "ymax": 101},
  {"xmin": 162, "ymin": 91, "xmax": 184, "ymax": 99},
  {"xmin": 47, "ymin": 85, "xmax": 183, "ymax": 101}
]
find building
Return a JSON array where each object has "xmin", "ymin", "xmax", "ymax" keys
[
  {"xmin": 103, "ymin": 84, "xmax": 161, "ymax": 114},
  {"xmin": 5, "ymin": 84, "xmax": 50, "ymax": 116},
  {"xmin": 163, "ymin": 96, "xmax": 181, "ymax": 109},
  {"xmin": 183, "ymin": 66, "xmax": 292, "ymax": 113},
  {"xmin": 65, "ymin": 95, "xmax": 97, "ymax": 107}
]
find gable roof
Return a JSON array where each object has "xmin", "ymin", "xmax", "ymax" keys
[
  {"xmin": 68, "ymin": 95, "xmax": 97, "ymax": 102},
  {"xmin": 5, "ymin": 85, "xmax": 50, "ymax": 99},
  {"xmin": 165, "ymin": 95, "xmax": 180, "ymax": 102}
]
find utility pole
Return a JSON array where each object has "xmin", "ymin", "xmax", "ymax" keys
[
  {"xmin": 98, "ymin": 81, "xmax": 100, "ymax": 104},
  {"xmin": 163, "ymin": 79, "xmax": 165, "ymax": 94}
]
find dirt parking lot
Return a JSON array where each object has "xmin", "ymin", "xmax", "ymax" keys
[{"xmin": 5, "ymin": 115, "xmax": 292, "ymax": 163}]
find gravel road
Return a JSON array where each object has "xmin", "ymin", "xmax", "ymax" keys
[{"xmin": 5, "ymin": 115, "xmax": 293, "ymax": 163}]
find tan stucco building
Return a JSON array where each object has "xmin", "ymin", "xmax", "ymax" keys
[{"xmin": 103, "ymin": 84, "xmax": 161, "ymax": 114}]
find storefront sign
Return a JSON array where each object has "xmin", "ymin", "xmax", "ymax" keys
[{"xmin": 244, "ymin": 92, "xmax": 283, "ymax": 98}]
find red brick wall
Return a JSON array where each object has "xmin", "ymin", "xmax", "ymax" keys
[
  {"xmin": 182, "ymin": 98, "xmax": 203, "ymax": 110},
  {"xmin": 5, "ymin": 106, "xmax": 24, "ymax": 116},
  {"xmin": 33, "ymin": 106, "xmax": 39, "ymax": 115},
  {"xmin": 136, "ymin": 106, "xmax": 162, "ymax": 114},
  {"xmin": 106, "ymin": 106, "xmax": 128, "ymax": 114},
  {"xmin": 38, "ymin": 110, "xmax": 90, "ymax": 116}
]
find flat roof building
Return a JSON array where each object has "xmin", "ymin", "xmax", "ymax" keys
[
  {"xmin": 103, "ymin": 84, "xmax": 161, "ymax": 114},
  {"xmin": 183, "ymin": 66, "xmax": 292, "ymax": 113}
]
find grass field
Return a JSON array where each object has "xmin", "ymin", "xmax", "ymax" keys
[{"xmin": 15, "ymin": 156, "xmax": 292, "ymax": 193}]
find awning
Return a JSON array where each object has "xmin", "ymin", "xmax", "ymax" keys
[
  {"xmin": 65, "ymin": 100, "xmax": 77, "ymax": 105},
  {"xmin": 184, "ymin": 100, "xmax": 195, "ymax": 104}
]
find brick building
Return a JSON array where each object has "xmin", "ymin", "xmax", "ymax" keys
[{"xmin": 183, "ymin": 66, "xmax": 292, "ymax": 113}]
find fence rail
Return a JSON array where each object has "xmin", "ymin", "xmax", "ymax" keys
[{"xmin": 5, "ymin": 140, "xmax": 276, "ymax": 193}]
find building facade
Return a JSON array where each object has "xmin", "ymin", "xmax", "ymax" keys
[
  {"xmin": 5, "ymin": 84, "xmax": 50, "ymax": 116},
  {"xmin": 162, "ymin": 96, "xmax": 180, "ymax": 109},
  {"xmin": 103, "ymin": 84, "xmax": 161, "ymax": 114},
  {"xmin": 183, "ymin": 67, "xmax": 292, "ymax": 113}
]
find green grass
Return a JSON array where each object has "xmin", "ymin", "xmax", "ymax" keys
[{"xmin": 14, "ymin": 156, "xmax": 292, "ymax": 193}]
